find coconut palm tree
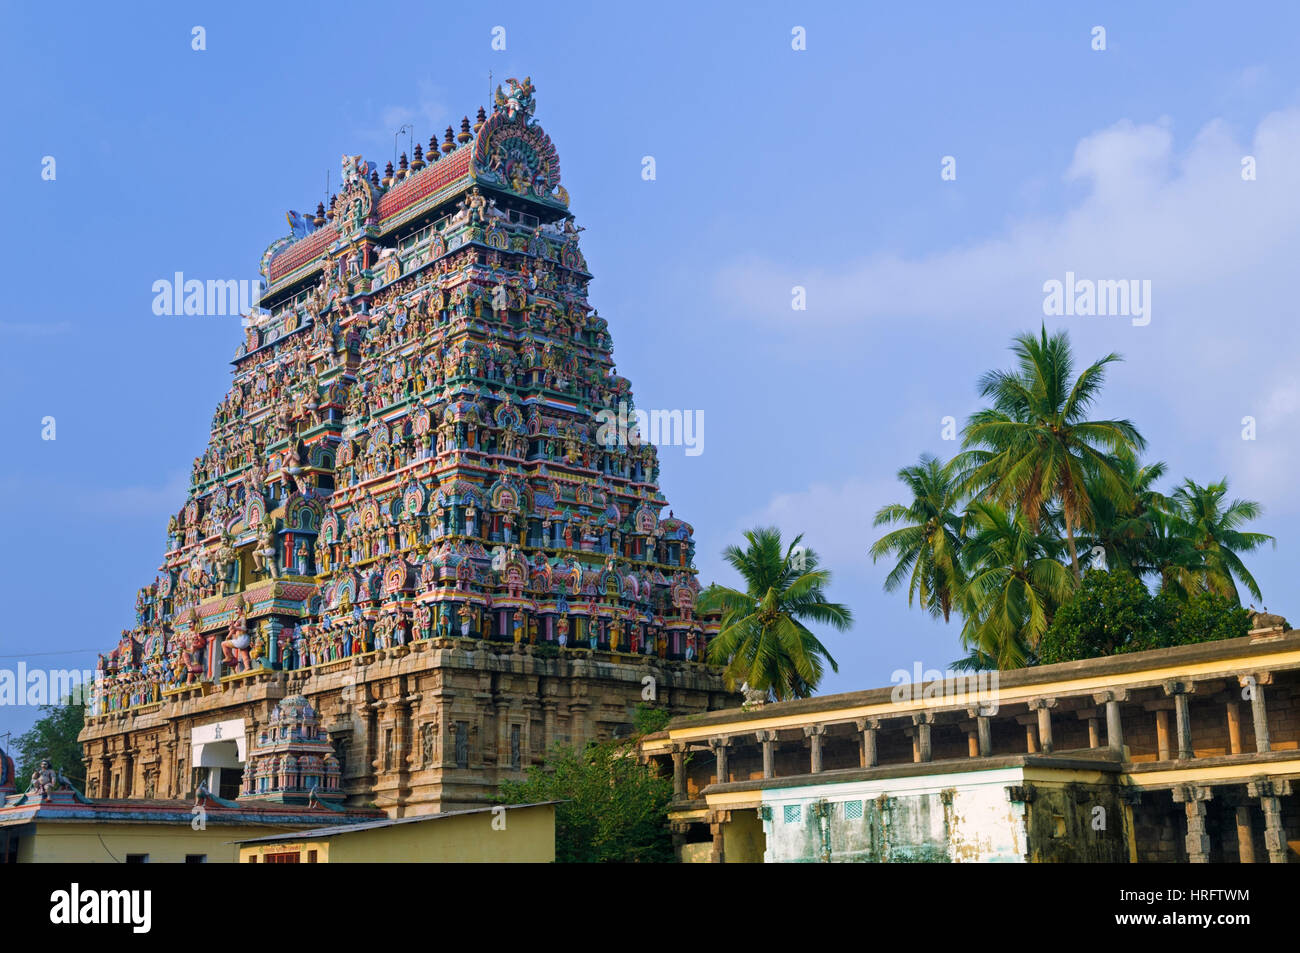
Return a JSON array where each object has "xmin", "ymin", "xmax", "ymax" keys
[
  {"xmin": 1144, "ymin": 511, "xmax": 1214, "ymax": 599},
  {"xmin": 870, "ymin": 454, "xmax": 967, "ymax": 622},
  {"xmin": 956, "ymin": 501, "xmax": 1076, "ymax": 668},
  {"xmin": 699, "ymin": 527, "xmax": 852, "ymax": 701},
  {"xmin": 958, "ymin": 326, "xmax": 1145, "ymax": 580},
  {"xmin": 1164, "ymin": 478, "xmax": 1274, "ymax": 603},
  {"xmin": 1079, "ymin": 452, "xmax": 1171, "ymax": 576}
]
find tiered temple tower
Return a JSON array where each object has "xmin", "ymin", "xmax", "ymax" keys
[{"xmin": 81, "ymin": 79, "xmax": 733, "ymax": 814}]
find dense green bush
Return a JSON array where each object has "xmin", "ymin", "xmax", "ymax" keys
[
  {"xmin": 1165, "ymin": 590, "xmax": 1252, "ymax": 646},
  {"xmin": 12, "ymin": 701, "xmax": 85, "ymax": 789},
  {"xmin": 498, "ymin": 705, "xmax": 678, "ymax": 863},
  {"xmin": 1036, "ymin": 571, "xmax": 1250, "ymax": 665}
]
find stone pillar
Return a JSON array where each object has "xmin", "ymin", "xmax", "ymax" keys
[
  {"xmin": 708, "ymin": 810, "xmax": 728, "ymax": 864},
  {"xmin": 159, "ymin": 739, "xmax": 177, "ymax": 798},
  {"xmin": 1247, "ymin": 778, "xmax": 1292, "ymax": 864},
  {"xmin": 1154, "ymin": 707, "xmax": 1172, "ymax": 761},
  {"xmin": 97, "ymin": 753, "xmax": 112, "ymax": 799},
  {"xmin": 397, "ymin": 692, "xmax": 417, "ymax": 784},
  {"xmin": 1174, "ymin": 693, "xmax": 1193, "ymax": 760},
  {"xmin": 1016, "ymin": 714, "xmax": 1039, "ymax": 754},
  {"xmin": 757, "ymin": 730, "xmax": 777, "ymax": 779},
  {"xmin": 541, "ymin": 700, "xmax": 558, "ymax": 754},
  {"xmin": 1093, "ymin": 691, "xmax": 1129, "ymax": 753},
  {"xmin": 708, "ymin": 737, "xmax": 730, "ymax": 786},
  {"xmin": 670, "ymin": 820, "xmax": 689, "ymax": 861},
  {"xmin": 855, "ymin": 718, "xmax": 878, "ymax": 768},
  {"xmin": 122, "ymin": 749, "xmax": 135, "ymax": 798},
  {"xmin": 1163, "ymin": 680, "xmax": 1195, "ymax": 760},
  {"xmin": 670, "ymin": 744, "xmax": 686, "ymax": 800},
  {"xmin": 965, "ymin": 705, "xmax": 993, "ymax": 758},
  {"xmin": 911, "ymin": 713, "xmax": 933, "ymax": 763},
  {"xmin": 1241, "ymin": 673, "xmax": 1272, "ymax": 753},
  {"xmin": 803, "ymin": 725, "xmax": 826, "ymax": 774},
  {"xmin": 1235, "ymin": 804, "xmax": 1256, "ymax": 864},
  {"xmin": 1225, "ymin": 700, "xmax": 1243, "ymax": 755},
  {"xmin": 1029, "ymin": 698, "xmax": 1057, "ymax": 754},
  {"xmin": 568, "ymin": 701, "xmax": 591, "ymax": 748},
  {"xmin": 519, "ymin": 697, "xmax": 540, "ymax": 769},
  {"xmin": 1086, "ymin": 715, "xmax": 1101, "ymax": 749},
  {"xmin": 1172, "ymin": 784, "xmax": 1213, "ymax": 863},
  {"xmin": 492, "ymin": 695, "xmax": 511, "ymax": 773}
]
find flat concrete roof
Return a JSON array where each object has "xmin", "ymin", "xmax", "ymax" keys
[
  {"xmin": 648, "ymin": 628, "xmax": 1299, "ymax": 736},
  {"xmin": 233, "ymin": 801, "xmax": 562, "ymax": 844}
]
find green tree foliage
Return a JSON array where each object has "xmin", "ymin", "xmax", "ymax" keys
[
  {"xmin": 958, "ymin": 326, "xmax": 1145, "ymax": 579},
  {"xmin": 699, "ymin": 527, "xmax": 852, "ymax": 700},
  {"xmin": 872, "ymin": 327, "xmax": 1272, "ymax": 669},
  {"xmin": 1037, "ymin": 570, "xmax": 1251, "ymax": 665},
  {"xmin": 498, "ymin": 735, "xmax": 675, "ymax": 863},
  {"xmin": 1036, "ymin": 570, "xmax": 1168, "ymax": 664},
  {"xmin": 957, "ymin": 501, "xmax": 1075, "ymax": 668},
  {"xmin": 871, "ymin": 454, "xmax": 966, "ymax": 622},
  {"xmin": 13, "ymin": 701, "xmax": 85, "ymax": 787},
  {"xmin": 632, "ymin": 703, "xmax": 672, "ymax": 736},
  {"xmin": 1166, "ymin": 589, "xmax": 1252, "ymax": 646},
  {"xmin": 1165, "ymin": 478, "xmax": 1275, "ymax": 602}
]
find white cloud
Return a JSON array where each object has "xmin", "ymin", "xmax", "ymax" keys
[
  {"xmin": 704, "ymin": 478, "xmax": 897, "ymax": 587},
  {"xmin": 712, "ymin": 108, "xmax": 1300, "ymax": 329},
  {"xmin": 345, "ymin": 80, "xmax": 452, "ymax": 163},
  {"xmin": 1231, "ymin": 382, "xmax": 1300, "ymax": 516},
  {"xmin": 709, "ymin": 106, "xmax": 1300, "ymax": 527}
]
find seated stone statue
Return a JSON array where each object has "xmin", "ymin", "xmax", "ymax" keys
[{"xmin": 29, "ymin": 760, "xmax": 58, "ymax": 799}]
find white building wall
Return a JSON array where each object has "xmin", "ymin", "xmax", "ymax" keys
[{"xmin": 758, "ymin": 766, "xmax": 1028, "ymax": 863}]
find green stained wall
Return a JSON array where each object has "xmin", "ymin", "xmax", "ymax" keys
[{"xmin": 753, "ymin": 769, "xmax": 1130, "ymax": 863}]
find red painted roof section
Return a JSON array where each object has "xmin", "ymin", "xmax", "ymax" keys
[
  {"xmin": 267, "ymin": 147, "xmax": 474, "ymax": 286},
  {"xmin": 269, "ymin": 225, "xmax": 337, "ymax": 284},
  {"xmin": 377, "ymin": 147, "xmax": 472, "ymax": 220}
]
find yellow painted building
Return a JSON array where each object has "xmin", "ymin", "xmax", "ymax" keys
[
  {"xmin": 1, "ymin": 787, "xmax": 555, "ymax": 863},
  {"xmin": 237, "ymin": 802, "xmax": 557, "ymax": 862},
  {"xmin": 0, "ymin": 790, "xmax": 385, "ymax": 863}
]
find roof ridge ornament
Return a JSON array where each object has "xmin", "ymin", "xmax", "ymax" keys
[
  {"xmin": 337, "ymin": 153, "xmax": 378, "ymax": 236},
  {"xmin": 474, "ymin": 79, "xmax": 564, "ymax": 204},
  {"xmin": 493, "ymin": 76, "xmax": 536, "ymax": 123}
]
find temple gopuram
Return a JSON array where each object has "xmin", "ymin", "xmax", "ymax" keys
[{"xmin": 81, "ymin": 79, "xmax": 734, "ymax": 815}]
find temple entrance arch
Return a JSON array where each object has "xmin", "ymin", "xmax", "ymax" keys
[{"xmin": 191, "ymin": 718, "xmax": 246, "ymax": 800}]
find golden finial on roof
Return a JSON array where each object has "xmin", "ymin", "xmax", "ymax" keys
[
  {"xmin": 441, "ymin": 126, "xmax": 455, "ymax": 154},
  {"xmin": 457, "ymin": 116, "xmax": 471, "ymax": 144},
  {"xmin": 473, "ymin": 106, "xmax": 487, "ymax": 136},
  {"xmin": 312, "ymin": 202, "xmax": 326, "ymax": 228},
  {"xmin": 411, "ymin": 143, "xmax": 425, "ymax": 172},
  {"xmin": 397, "ymin": 152, "xmax": 409, "ymax": 179},
  {"xmin": 381, "ymin": 161, "xmax": 395, "ymax": 189}
]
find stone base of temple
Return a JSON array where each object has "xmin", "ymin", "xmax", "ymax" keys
[{"xmin": 80, "ymin": 641, "xmax": 735, "ymax": 815}]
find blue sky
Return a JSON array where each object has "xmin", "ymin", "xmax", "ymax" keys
[{"xmin": 2, "ymin": 1, "xmax": 1298, "ymax": 743}]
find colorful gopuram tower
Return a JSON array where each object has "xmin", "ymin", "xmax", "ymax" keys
[{"xmin": 80, "ymin": 79, "xmax": 733, "ymax": 814}]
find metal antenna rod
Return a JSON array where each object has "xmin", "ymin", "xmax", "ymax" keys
[{"xmin": 395, "ymin": 124, "xmax": 412, "ymax": 171}]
